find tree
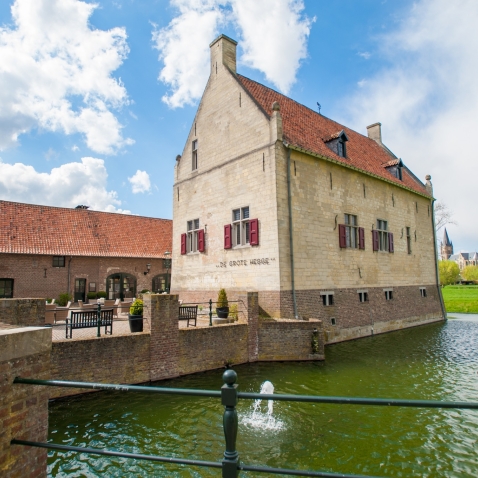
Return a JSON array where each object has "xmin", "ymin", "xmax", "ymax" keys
[
  {"xmin": 461, "ymin": 265, "xmax": 478, "ymax": 282},
  {"xmin": 438, "ymin": 260, "xmax": 460, "ymax": 285},
  {"xmin": 435, "ymin": 202, "xmax": 457, "ymax": 233}
]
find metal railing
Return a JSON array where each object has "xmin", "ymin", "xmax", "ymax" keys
[
  {"xmin": 181, "ymin": 300, "xmax": 245, "ymax": 326},
  {"xmin": 11, "ymin": 370, "xmax": 478, "ymax": 477}
]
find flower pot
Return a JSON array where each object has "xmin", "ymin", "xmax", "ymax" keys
[
  {"xmin": 216, "ymin": 307, "xmax": 229, "ymax": 319},
  {"xmin": 128, "ymin": 314, "xmax": 143, "ymax": 333}
]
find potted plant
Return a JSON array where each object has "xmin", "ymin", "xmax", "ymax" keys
[
  {"xmin": 216, "ymin": 288, "xmax": 229, "ymax": 319},
  {"xmin": 87, "ymin": 291, "xmax": 97, "ymax": 303},
  {"xmin": 128, "ymin": 299, "xmax": 144, "ymax": 333}
]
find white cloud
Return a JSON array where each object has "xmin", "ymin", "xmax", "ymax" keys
[
  {"xmin": 153, "ymin": 0, "xmax": 312, "ymax": 108},
  {"xmin": 128, "ymin": 170, "xmax": 151, "ymax": 194},
  {"xmin": 341, "ymin": 0, "xmax": 478, "ymax": 251},
  {"xmin": 358, "ymin": 51, "xmax": 371, "ymax": 59},
  {"xmin": 0, "ymin": 157, "xmax": 129, "ymax": 213},
  {"xmin": 72, "ymin": 145, "xmax": 80, "ymax": 152},
  {"xmin": 0, "ymin": 0, "xmax": 134, "ymax": 154}
]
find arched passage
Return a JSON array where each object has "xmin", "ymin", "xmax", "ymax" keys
[{"xmin": 106, "ymin": 273, "xmax": 137, "ymax": 300}]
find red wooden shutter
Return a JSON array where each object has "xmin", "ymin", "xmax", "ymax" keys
[
  {"xmin": 198, "ymin": 229, "xmax": 205, "ymax": 252},
  {"xmin": 181, "ymin": 233, "xmax": 187, "ymax": 255},
  {"xmin": 224, "ymin": 224, "xmax": 232, "ymax": 249},
  {"xmin": 372, "ymin": 230, "xmax": 379, "ymax": 251},
  {"xmin": 388, "ymin": 232, "xmax": 394, "ymax": 253},
  {"xmin": 358, "ymin": 227, "xmax": 365, "ymax": 249},
  {"xmin": 250, "ymin": 219, "xmax": 259, "ymax": 246},
  {"xmin": 338, "ymin": 224, "xmax": 347, "ymax": 248}
]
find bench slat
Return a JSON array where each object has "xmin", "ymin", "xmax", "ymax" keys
[{"xmin": 178, "ymin": 306, "xmax": 198, "ymax": 327}]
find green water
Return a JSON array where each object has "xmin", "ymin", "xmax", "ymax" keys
[{"xmin": 48, "ymin": 318, "xmax": 478, "ymax": 477}]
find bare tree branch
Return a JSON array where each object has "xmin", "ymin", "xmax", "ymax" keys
[{"xmin": 435, "ymin": 202, "xmax": 457, "ymax": 232}]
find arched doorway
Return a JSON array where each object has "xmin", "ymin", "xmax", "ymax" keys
[
  {"xmin": 152, "ymin": 274, "xmax": 168, "ymax": 293},
  {"xmin": 106, "ymin": 273, "xmax": 137, "ymax": 300}
]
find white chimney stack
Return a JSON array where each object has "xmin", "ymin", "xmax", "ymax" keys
[
  {"xmin": 209, "ymin": 34, "xmax": 237, "ymax": 75},
  {"xmin": 366, "ymin": 122, "xmax": 382, "ymax": 144}
]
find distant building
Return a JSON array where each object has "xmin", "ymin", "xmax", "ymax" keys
[
  {"xmin": 449, "ymin": 252, "xmax": 478, "ymax": 270},
  {"xmin": 440, "ymin": 228, "xmax": 453, "ymax": 260},
  {"xmin": 0, "ymin": 201, "xmax": 172, "ymax": 300}
]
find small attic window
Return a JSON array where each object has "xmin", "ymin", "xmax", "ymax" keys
[
  {"xmin": 324, "ymin": 130, "xmax": 348, "ymax": 158},
  {"xmin": 384, "ymin": 159, "xmax": 404, "ymax": 181}
]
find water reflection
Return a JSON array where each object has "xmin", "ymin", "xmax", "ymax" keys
[{"xmin": 48, "ymin": 319, "xmax": 478, "ymax": 477}]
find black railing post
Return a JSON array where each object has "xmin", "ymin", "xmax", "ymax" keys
[
  {"xmin": 96, "ymin": 301, "xmax": 102, "ymax": 338},
  {"xmin": 209, "ymin": 299, "xmax": 213, "ymax": 326},
  {"xmin": 221, "ymin": 369, "xmax": 239, "ymax": 477}
]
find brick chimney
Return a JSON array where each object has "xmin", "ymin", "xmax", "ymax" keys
[
  {"xmin": 366, "ymin": 122, "xmax": 382, "ymax": 144},
  {"xmin": 209, "ymin": 34, "xmax": 237, "ymax": 75}
]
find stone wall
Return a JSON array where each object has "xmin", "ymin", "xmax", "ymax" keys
[
  {"xmin": 50, "ymin": 333, "xmax": 151, "ymax": 399},
  {"xmin": 258, "ymin": 318, "xmax": 324, "ymax": 361},
  {"xmin": 0, "ymin": 327, "xmax": 51, "ymax": 478},
  {"xmin": 0, "ymin": 299, "xmax": 45, "ymax": 327}
]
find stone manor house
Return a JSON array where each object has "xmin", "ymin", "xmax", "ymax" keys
[{"xmin": 171, "ymin": 34, "xmax": 444, "ymax": 343}]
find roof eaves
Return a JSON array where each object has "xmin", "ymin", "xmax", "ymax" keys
[{"xmin": 285, "ymin": 143, "xmax": 432, "ymax": 200}]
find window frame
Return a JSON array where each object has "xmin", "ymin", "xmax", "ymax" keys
[
  {"xmin": 52, "ymin": 256, "xmax": 65, "ymax": 267},
  {"xmin": 420, "ymin": 287, "xmax": 427, "ymax": 298},
  {"xmin": 384, "ymin": 288, "xmax": 393, "ymax": 301},
  {"xmin": 232, "ymin": 206, "xmax": 250, "ymax": 247},
  {"xmin": 358, "ymin": 290, "xmax": 369, "ymax": 303},
  {"xmin": 320, "ymin": 291, "xmax": 334, "ymax": 306},
  {"xmin": 376, "ymin": 219, "xmax": 389, "ymax": 252},
  {"xmin": 0, "ymin": 278, "xmax": 14, "ymax": 298},
  {"xmin": 344, "ymin": 214, "xmax": 358, "ymax": 248},
  {"xmin": 187, "ymin": 218, "xmax": 200, "ymax": 253},
  {"xmin": 192, "ymin": 139, "xmax": 198, "ymax": 171}
]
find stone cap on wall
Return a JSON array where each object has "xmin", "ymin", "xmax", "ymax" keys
[{"xmin": 0, "ymin": 327, "xmax": 51, "ymax": 362}]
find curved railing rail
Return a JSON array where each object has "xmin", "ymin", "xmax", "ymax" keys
[{"xmin": 12, "ymin": 371, "xmax": 478, "ymax": 477}]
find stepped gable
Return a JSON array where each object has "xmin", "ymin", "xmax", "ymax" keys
[
  {"xmin": 0, "ymin": 200, "xmax": 172, "ymax": 258},
  {"xmin": 237, "ymin": 74, "xmax": 429, "ymax": 197}
]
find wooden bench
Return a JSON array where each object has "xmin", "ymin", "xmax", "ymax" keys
[
  {"xmin": 179, "ymin": 305, "xmax": 198, "ymax": 327},
  {"xmin": 66, "ymin": 309, "xmax": 113, "ymax": 338}
]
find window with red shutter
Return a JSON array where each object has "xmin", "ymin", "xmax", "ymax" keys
[
  {"xmin": 181, "ymin": 233, "xmax": 187, "ymax": 255},
  {"xmin": 198, "ymin": 229, "xmax": 205, "ymax": 252},
  {"xmin": 224, "ymin": 224, "xmax": 232, "ymax": 249},
  {"xmin": 388, "ymin": 232, "xmax": 394, "ymax": 253},
  {"xmin": 359, "ymin": 227, "xmax": 365, "ymax": 249},
  {"xmin": 338, "ymin": 224, "xmax": 347, "ymax": 248},
  {"xmin": 372, "ymin": 230, "xmax": 379, "ymax": 251},
  {"xmin": 250, "ymin": 219, "xmax": 259, "ymax": 246}
]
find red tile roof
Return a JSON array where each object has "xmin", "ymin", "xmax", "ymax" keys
[
  {"xmin": 237, "ymin": 75, "xmax": 429, "ymax": 197},
  {"xmin": 0, "ymin": 201, "xmax": 172, "ymax": 258}
]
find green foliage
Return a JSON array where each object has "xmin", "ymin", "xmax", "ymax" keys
[
  {"xmin": 57, "ymin": 292, "xmax": 72, "ymax": 307},
  {"xmin": 96, "ymin": 291, "xmax": 107, "ymax": 299},
  {"xmin": 45, "ymin": 298, "xmax": 53, "ymax": 304},
  {"xmin": 129, "ymin": 299, "xmax": 143, "ymax": 316},
  {"xmin": 229, "ymin": 303, "xmax": 238, "ymax": 321},
  {"xmin": 461, "ymin": 265, "xmax": 478, "ymax": 282},
  {"xmin": 141, "ymin": 289, "xmax": 150, "ymax": 294},
  {"xmin": 217, "ymin": 288, "xmax": 228, "ymax": 308},
  {"xmin": 87, "ymin": 292, "xmax": 97, "ymax": 300},
  {"xmin": 438, "ymin": 260, "xmax": 460, "ymax": 285},
  {"xmin": 442, "ymin": 286, "xmax": 478, "ymax": 313}
]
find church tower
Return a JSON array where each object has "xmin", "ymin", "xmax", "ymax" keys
[{"xmin": 441, "ymin": 228, "xmax": 453, "ymax": 260}]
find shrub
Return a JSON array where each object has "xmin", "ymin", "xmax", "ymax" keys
[
  {"xmin": 87, "ymin": 292, "xmax": 97, "ymax": 300},
  {"xmin": 96, "ymin": 291, "xmax": 107, "ymax": 299},
  {"xmin": 129, "ymin": 299, "xmax": 143, "ymax": 316},
  {"xmin": 141, "ymin": 289, "xmax": 150, "ymax": 294},
  {"xmin": 462, "ymin": 265, "xmax": 478, "ymax": 282},
  {"xmin": 229, "ymin": 303, "xmax": 238, "ymax": 321},
  {"xmin": 217, "ymin": 288, "xmax": 229, "ymax": 308},
  {"xmin": 439, "ymin": 260, "xmax": 460, "ymax": 286},
  {"xmin": 57, "ymin": 292, "xmax": 72, "ymax": 307}
]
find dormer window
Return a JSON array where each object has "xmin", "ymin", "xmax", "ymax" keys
[
  {"xmin": 324, "ymin": 130, "xmax": 348, "ymax": 158},
  {"xmin": 383, "ymin": 159, "xmax": 404, "ymax": 181}
]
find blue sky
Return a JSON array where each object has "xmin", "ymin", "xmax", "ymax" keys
[{"xmin": 0, "ymin": 0, "xmax": 477, "ymax": 251}]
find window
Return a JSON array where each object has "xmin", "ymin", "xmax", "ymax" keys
[
  {"xmin": 233, "ymin": 207, "xmax": 250, "ymax": 246},
  {"xmin": 376, "ymin": 220, "xmax": 388, "ymax": 251},
  {"xmin": 52, "ymin": 256, "xmax": 65, "ymax": 267},
  {"xmin": 406, "ymin": 227, "xmax": 412, "ymax": 254},
  {"xmin": 344, "ymin": 214, "xmax": 358, "ymax": 248},
  {"xmin": 187, "ymin": 219, "xmax": 200, "ymax": 253},
  {"xmin": 321, "ymin": 292, "xmax": 334, "ymax": 306},
  {"xmin": 420, "ymin": 287, "xmax": 427, "ymax": 298},
  {"xmin": 0, "ymin": 279, "xmax": 14, "ymax": 298},
  {"xmin": 89, "ymin": 282, "xmax": 96, "ymax": 292},
  {"xmin": 192, "ymin": 139, "xmax": 198, "ymax": 170},
  {"xmin": 337, "ymin": 140, "xmax": 346, "ymax": 158},
  {"xmin": 358, "ymin": 291, "xmax": 369, "ymax": 303},
  {"xmin": 330, "ymin": 318, "xmax": 336, "ymax": 326},
  {"xmin": 384, "ymin": 289, "xmax": 393, "ymax": 300}
]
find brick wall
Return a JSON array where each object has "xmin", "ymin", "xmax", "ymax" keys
[
  {"xmin": 0, "ymin": 299, "xmax": 45, "ymax": 327},
  {"xmin": 0, "ymin": 327, "xmax": 51, "ymax": 478},
  {"xmin": 50, "ymin": 333, "xmax": 151, "ymax": 399},
  {"xmin": 0, "ymin": 253, "xmax": 167, "ymax": 301},
  {"xmin": 258, "ymin": 318, "xmax": 324, "ymax": 361}
]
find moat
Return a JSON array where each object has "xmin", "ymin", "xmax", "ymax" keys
[{"xmin": 47, "ymin": 316, "xmax": 478, "ymax": 477}]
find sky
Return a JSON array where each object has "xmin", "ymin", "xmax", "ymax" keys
[{"xmin": 0, "ymin": 0, "xmax": 477, "ymax": 251}]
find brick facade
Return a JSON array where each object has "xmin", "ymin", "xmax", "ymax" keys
[{"xmin": 0, "ymin": 299, "xmax": 45, "ymax": 327}]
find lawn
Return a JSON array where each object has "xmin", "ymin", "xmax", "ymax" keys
[{"xmin": 442, "ymin": 285, "xmax": 478, "ymax": 313}]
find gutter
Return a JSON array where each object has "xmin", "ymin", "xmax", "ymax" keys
[
  {"xmin": 67, "ymin": 256, "xmax": 72, "ymax": 298},
  {"xmin": 283, "ymin": 142, "xmax": 299, "ymax": 319},
  {"xmin": 431, "ymin": 200, "xmax": 447, "ymax": 320}
]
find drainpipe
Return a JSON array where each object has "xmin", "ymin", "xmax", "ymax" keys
[
  {"xmin": 283, "ymin": 142, "xmax": 299, "ymax": 319},
  {"xmin": 67, "ymin": 256, "xmax": 72, "ymax": 298},
  {"xmin": 431, "ymin": 199, "xmax": 447, "ymax": 320}
]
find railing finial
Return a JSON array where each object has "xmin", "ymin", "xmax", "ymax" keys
[{"xmin": 222, "ymin": 369, "xmax": 239, "ymax": 477}]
